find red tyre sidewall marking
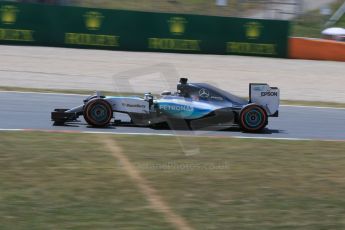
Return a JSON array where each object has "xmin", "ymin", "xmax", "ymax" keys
[
  {"xmin": 85, "ymin": 100, "xmax": 112, "ymax": 126},
  {"xmin": 240, "ymin": 105, "xmax": 267, "ymax": 131}
]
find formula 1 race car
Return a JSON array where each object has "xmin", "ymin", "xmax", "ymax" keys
[{"xmin": 51, "ymin": 78, "xmax": 280, "ymax": 132}]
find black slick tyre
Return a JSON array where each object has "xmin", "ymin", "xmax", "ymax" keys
[
  {"xmin": 83, "ymin": 99, "xmax": 113, "ymax": 127},
  {"xmin": 239, "ymin": 104, "xmax": 267, "ymax": 132}
]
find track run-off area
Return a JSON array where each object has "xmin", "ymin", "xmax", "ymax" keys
[{"xmin": 0, "ymin": 91, "xmax": 344, "ymax": 141}]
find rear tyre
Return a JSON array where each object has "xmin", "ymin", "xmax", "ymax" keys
[
  {"xmin": 84, "ymin": 99, "xmax": 113, "ymax": 127},
  {"xmin": 240, "ymin": 104, "xmax": 267, "ymax": 132}
]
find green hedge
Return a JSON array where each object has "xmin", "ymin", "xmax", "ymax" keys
[{"xmin": 0, "ymin": 3, "xmax": 290, "ymax": 57}]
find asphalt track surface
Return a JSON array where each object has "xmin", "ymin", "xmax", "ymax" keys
[{"xmin": 0, "ymin": 91, "xmax": 344, "ymax": 141}]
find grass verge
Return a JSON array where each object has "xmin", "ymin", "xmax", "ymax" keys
[
  {"xmin": 1, "ymin": 86, "xmax": 344, "ymax": 108},
  {"xmin": 74, "ymin": 0, "xmax": 260, "ymax": 17},
  {"xmin": 0, "ymin": 132, "xmax": 172, "ymax": 230},
  {"xmin": 1, "ymin": 131, "xmax": 345, "ymax": 229}
]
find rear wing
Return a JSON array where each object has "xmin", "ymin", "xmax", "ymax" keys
[{"xmin": 249, "ymin": 83, "xmax": 280, "ymax": 117}]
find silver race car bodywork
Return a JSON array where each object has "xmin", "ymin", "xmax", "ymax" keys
[{"xmin": 52, "ymin": 78, "xmax": 280, "ymax": 132}]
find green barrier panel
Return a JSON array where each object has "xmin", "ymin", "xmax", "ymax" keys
[{"xmin": 0, "ymin": 3, "xmax": 290, "ymax": 57}]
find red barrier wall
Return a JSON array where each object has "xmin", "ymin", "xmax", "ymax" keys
[{"xmin": 289, "ymin": 37, "xmax": 345, "ymax": 62}]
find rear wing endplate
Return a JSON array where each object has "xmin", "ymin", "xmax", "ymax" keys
[{"xmin": 249, "ymin": 83, "xmax": 280, "ymax": 116}]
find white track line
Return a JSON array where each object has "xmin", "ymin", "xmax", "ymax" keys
[
  {"xmin": 0, "ymin": 128, "xmax": 343, "ymax": 142},
  {"xmin": 280, "ymin": 105, "xmax": 345, "ymax": 110},
  {"xmin": 1, "ymin": 90, "xmax": 344, "ymax": 110}
]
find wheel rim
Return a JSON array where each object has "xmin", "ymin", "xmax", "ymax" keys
[
  {"xmin": 244, "ymin": 109, "xmax": 262, "ymax": 128},
  {"xmin": 90, "ymin": 104, "xmax": 109, "ymax": 123}
]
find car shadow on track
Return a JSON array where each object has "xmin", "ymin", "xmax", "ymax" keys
[
  {"xmin": 219, "ymin": 127, "xmax": 284, "ymax": 135},
  {"xmin": 53, "ymin": 122, "xmax": 80, "ymax": 128},
  {"xmin": 53, "ymin": 122, "xmax": 117, "ymax": 130},
  {"xmin": 150, "ymin": 124, "xmax": 285, "ymax": 135},
  {"xmin": 54, "ymin": 121, "xmax": 285, "ymax": 135}
]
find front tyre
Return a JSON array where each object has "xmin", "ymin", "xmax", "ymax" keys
[
  {"xmin": 84, "ymin": 99, "xmax": 113, "ymax": 127},
  {"xmin": 239, "ymin": 104, "xmax": 267, "ymax": 132}
]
